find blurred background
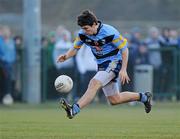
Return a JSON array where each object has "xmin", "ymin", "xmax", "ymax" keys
[{"xmin": 0, "ymin": 0, "xmax": 180, "ymax": 105}]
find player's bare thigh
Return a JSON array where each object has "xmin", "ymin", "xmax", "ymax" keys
[
  {"xmin": 93, "ymin": 71, "xmax": 116, "ymax": 87},
  {"xmin": 93, "ymin": 70, "xmax": 120, "ymax": 95}
]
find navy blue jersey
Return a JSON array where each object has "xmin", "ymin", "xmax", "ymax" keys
[{"xmin": 74, "ymin": 21, "xmax": 128, "ymax": 64}]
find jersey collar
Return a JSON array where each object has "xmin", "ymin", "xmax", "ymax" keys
[{"xmin": 93, "ymin": 21, "xmax": 103, "ymax": 36}]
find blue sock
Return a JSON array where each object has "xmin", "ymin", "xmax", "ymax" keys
[
  {"xmin": 139, "ymin": 93, "xmax": 147, "ymax": 103},
  {"xmin": 72, "ymin": 103, "xmax": 80, "ymax": 115}
]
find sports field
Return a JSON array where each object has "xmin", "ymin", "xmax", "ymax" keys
[{"xmin": 0, "ymin": 102, "xmax": 180, "ymax": 139}]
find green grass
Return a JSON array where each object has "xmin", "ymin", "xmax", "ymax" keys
[{"xmin": 0, "ymin": 102, "xmax": 180, "ymax": 139}]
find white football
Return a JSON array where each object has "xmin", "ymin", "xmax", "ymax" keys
[{"xmin": 54, "ymin": 75, "xmax": 73, "ymax": 93}]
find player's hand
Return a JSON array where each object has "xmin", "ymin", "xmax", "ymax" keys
[
  {"xmin": 119, "ymin": 69, "xmax": 130, "ymax": 85},
  {"xmin": 57, "ymin": 54, "xmax": 67, "ymax": 63}
]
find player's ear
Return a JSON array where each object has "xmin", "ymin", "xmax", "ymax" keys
[
  {"xmin": 94, "ymin": 22, "xmax": 98, "ymax": 25},
  {"xmin": 92, "ymin": 22, "xmax": 97, "ymax": 27}
]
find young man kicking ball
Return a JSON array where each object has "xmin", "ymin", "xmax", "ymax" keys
[{"xmin": 57, "ymin": 10, "xmax": 152, "ymax": 119}]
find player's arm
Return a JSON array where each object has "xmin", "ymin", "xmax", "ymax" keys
[
  {"xmin": 112, "ymin": 34, "xmax": 130, "ymax": 84},
  {"xmin": 57, "ymin": 48, "xmax": 78, "ymax": 62},
  {"xmin": 121, "ymin": 47, "xmax": 128, "ymax": 71},
  {"xmin": 57, "ymin": 36, "xmax": 83, "ymax": 63},
  {"xmin": 120, "ymin": 47, "xmax": 130, "ymax": 85}
]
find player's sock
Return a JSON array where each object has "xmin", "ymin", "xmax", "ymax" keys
[
  {"xmin": 139, "ymin": 93, "xmax": 148, "ymax": 103},
  {"xmin": 72, "ymin": 103, "xmax": 80, "ymax": 115}
]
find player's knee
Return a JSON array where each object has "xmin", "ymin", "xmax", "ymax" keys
[
  {"xmin": 109, "ymin": 100, "xmax": 117, "ymax": 105},
  {"xmin": 88, "ymin": 78, "xmax": 102, "ymax": 90},
  {"xmin": 108, "ymin": 95, "xmax": 120, "ymax": 105}
]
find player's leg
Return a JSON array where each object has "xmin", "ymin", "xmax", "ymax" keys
[
  {"xmin": 103, "ymin": 81, "xmax": 152, "ymax": 113},
  {"xmin": 60, "ymin": 78, "xmax": 102, "ymax": 119},
  {"xmin": 107, "ymin": 88, "xmax": 140, "ymax": 105},
  {"xmin": 77, "ymin": 78, "xmax": 102, "ymax": 109},
  {"xmin": 77, "ymin": 70, "xmax": 119, "ymax": 108},
  {"xmin": 107, "ymin": 92, "xmax": 152, "ymax": 113},
  {"xmin": 60, "ymin": 71, "xmax": 114, "ymax": 119}
]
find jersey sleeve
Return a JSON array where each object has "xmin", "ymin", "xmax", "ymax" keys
[
  {"xmin": 73, "ymin": 32, "xmax": 84, "ymax": 49},
  {"xmin": 112, "ymin": 32, "xmax": 128, "ymax": 51}
]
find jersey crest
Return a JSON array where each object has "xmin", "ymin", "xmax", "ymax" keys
[{"xmin": 79, "ymin": 34, "xmax": 114, "ymax": 51}]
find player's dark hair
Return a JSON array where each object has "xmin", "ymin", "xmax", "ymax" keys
[{"xmin": 77, "ymin": 10, "xmax": 98, "ymax": 27}]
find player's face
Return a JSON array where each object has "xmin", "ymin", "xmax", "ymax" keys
[{"xmin": 81, "ymin": 24, "xmax": 96, "ymax": 35}]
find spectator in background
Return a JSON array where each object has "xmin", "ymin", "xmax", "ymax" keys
[
  {"xmin": 159, "ymin": 28, "xmax": 172, "ymax": 90},
  {"xmin": 56, "ymin": 25, "xmax": 71, "ymax": 42},
  {"xmin": 53, "ymin": 26, "xmax": 73, "ymax": 70},
  {"xmin": 178, "ymin": 30, "xmax": 180, "ymax": 48},
  {"xmin": 145, "ymin": 26, "xmax": 162, "ymax": 93},
  {"xmin": 159, "ymin": 27, "xmax": 170, "ymax": 47},
  {"xmin": 13, "ymin": 35, "xmax": 23, "ymax": 101},
  {"xmin": 0, "ymin": 26, "xmax": 16, "ymax": 105},
  {"xmin": 130, "ymin": 27, "xmax": 142, "ymax": 48},
  {"xmin": 145, "ymin": 26, "xmax": 162, "ymax": 69},
  {"xmin": 129, "ymin": 26, "xmax": 142, "ymax": 77},
  {"xmin": 0, "ymin": 25, "xmax": 4, "ymax": 102},
  {"xmin": 41, "ymin": 36, "xmax": 48, "ymax": 47},
  {"xmin": 135, "ymin": 42, "xmax": 149, "ymax": 65},
  {"xmin": 122, "ymin": 32, "xmax": 138, "ymax": 92},
  {"xmin": 14, "ymin": 36, "xmax": 23, "ymax": 49},
  {"xmin": 161, "ymin": 29, "xmax": 178, "ymax": 93},
  {"xmin": 46, "ymin": 32, "xmax": 56, "ymax": 68},
  {"xmin": 41, "ymin": 31, "xmax": 56, "ymax": 100},
  {"xmin": 169, "ymin": 29, "xmax": 179, "ymax": 46}
]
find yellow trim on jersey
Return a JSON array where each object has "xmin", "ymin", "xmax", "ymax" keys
[
  {"xmin": 74, "ymin": 37, "xmax": 80, "ymax": 41},
  {"xmin": 118, "ymin": 38, "xmax": 127, "ymax": 49},
  {"xmin": 73, "ymin": 37, "xmax": 82, "ymax": 49},
  {"xmin": 119, "ymin": 35, "xmax": 123, "ymax": 40},
  {"xmin": 74, "ymin": 45, "xmax": 81, "ymax": 49},
  {"xmin": 112, "ymin": 35, "xmax": 124, "ymax": 43}
]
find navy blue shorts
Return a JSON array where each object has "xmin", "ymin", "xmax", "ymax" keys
[{"xmin": 97, "ymin": 60, "xmax": 122, "ymax": 82}]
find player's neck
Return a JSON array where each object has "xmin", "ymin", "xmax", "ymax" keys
[{"xmin": 93, "ymin": 23, "xmax": 100, "ymax": 35}]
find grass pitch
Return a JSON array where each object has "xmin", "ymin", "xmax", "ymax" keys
[{"xmin": 0, "ymin": 102, "xmax": 180, "ymax": 139}]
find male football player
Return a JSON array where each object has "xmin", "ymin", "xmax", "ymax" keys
[{"xmin": 57, "ymin": 10, "xmax": 152, "ymax": 119}]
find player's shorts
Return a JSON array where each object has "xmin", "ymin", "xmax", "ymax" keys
[{"xmin": 93, "ymin": 60, "xmax": 122, "ymax": 96}]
